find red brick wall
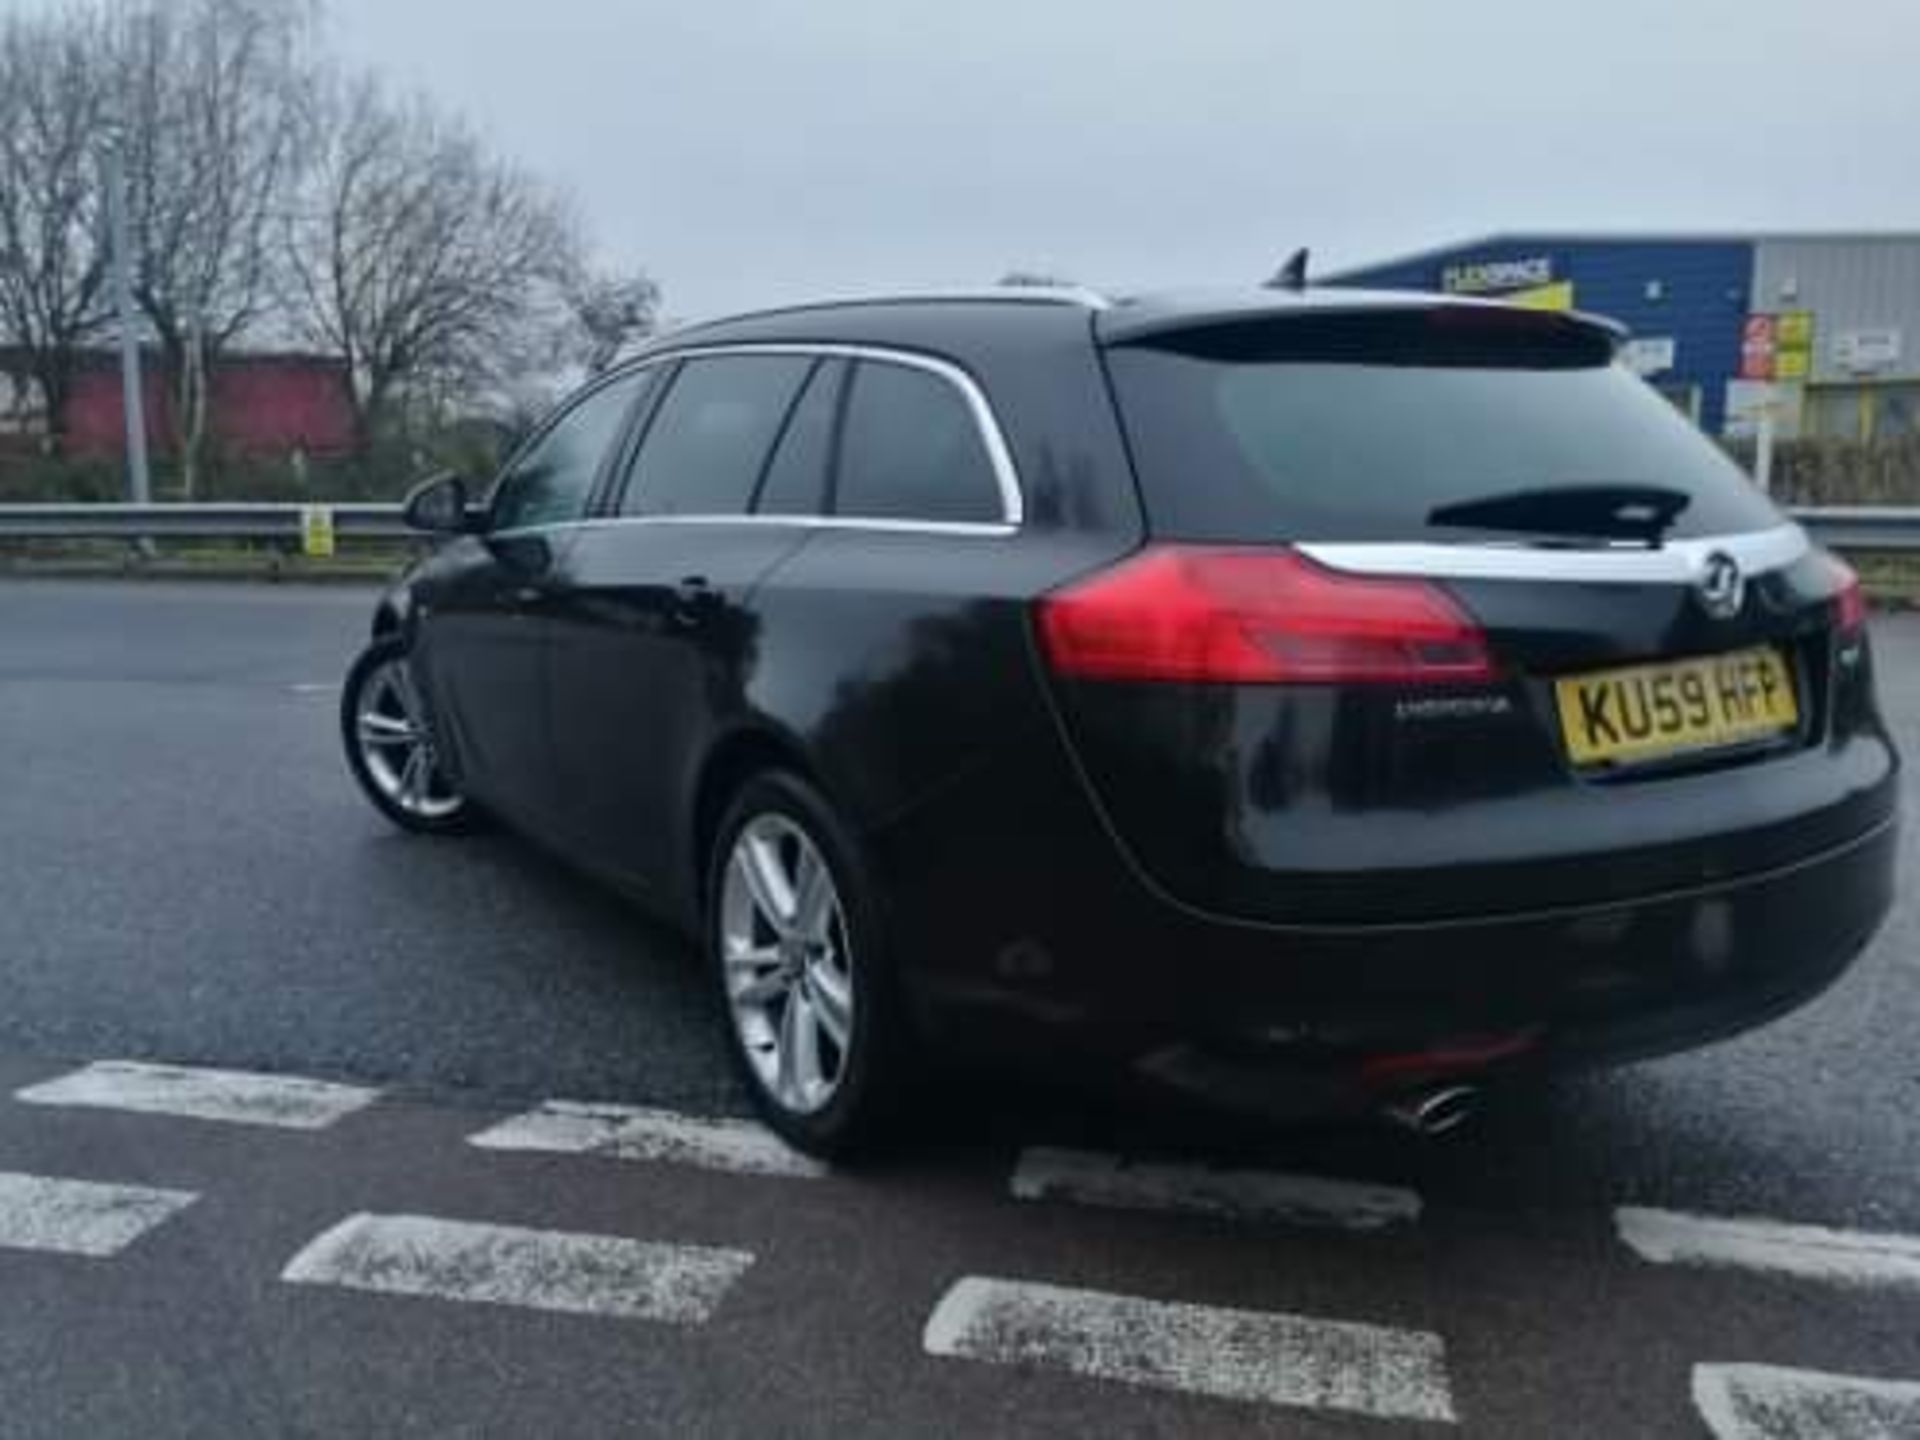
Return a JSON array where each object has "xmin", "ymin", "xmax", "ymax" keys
[
  {"xmin": 62, "ymin": 356, "xmax": 356, "ymax": 458},
  {"xmin": 61, "ymin": 368, "xmax": 168, "ymax": 456}
]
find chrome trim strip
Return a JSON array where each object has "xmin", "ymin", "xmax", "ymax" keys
[
  {"xmin": 489, "ymin": 513, "xmax": 1017, "ymax": 541},
  {"xmin": 634, "ymin": 341, "xmax": 1025, "ymax": 527},
  {"xmin": 1298, "ymin": 523, "xmax": 1808, "ymax": 585}
]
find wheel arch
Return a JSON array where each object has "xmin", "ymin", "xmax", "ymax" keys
[
  {"xmin": 369, "ymin": 586, "xmax": 413, "ymax": 643},
  {"xmin": 688, "ymin": 723, "xmax": 830, "ymax": 918}
]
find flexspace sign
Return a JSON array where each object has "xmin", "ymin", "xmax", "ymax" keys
[{"xmin": 1441, "ymin": 257, "xmax": 1554, "ymax": 295}]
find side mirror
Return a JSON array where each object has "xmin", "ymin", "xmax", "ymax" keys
[{"xmin": 402, "ymin": 472, "xmax": 479, "ymax": 535}]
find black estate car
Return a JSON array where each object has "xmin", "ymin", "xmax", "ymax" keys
[{"xmin": 341, "ymin": 285, "xmax": 1898, "ymax": 1156}]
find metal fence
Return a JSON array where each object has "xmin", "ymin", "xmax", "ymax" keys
[
  {"xmin": 0, "ymin": 501, "xmax": 1917, "ymax": 550},
  {"xmin": 1781, "ymin": 507, "xmax": 1920, "ymax": 552},
  {"xmin": 0, "ymin": 502, "xmax": 410, "ymax": 542}
]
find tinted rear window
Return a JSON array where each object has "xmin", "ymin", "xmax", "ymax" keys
[
  {"xmin": 836, "ymin": 361, "xmax": 1003, "ymax": 524},
  {"xmin": 1105, "ymin": 315, "xmax": 1781, "ymax": 544}
]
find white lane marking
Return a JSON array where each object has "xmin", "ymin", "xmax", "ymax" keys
[
  {"xmin": 1011, "ymin": 1146, "xmax": 1421, "ymax": 1231},
  {"xmin": 0, "ymin": 1171, "xmax": 197, "ymax": 1257},
  {"xmin": 17, "ymin": 1060, "xmax": 380, "ymax": 1131},
  {"xmin": 281, "ymin": 1213, "xmax": 753, "ymax": 1322},
  {"xmin": 923, "ymin": 1276, "xmax": 1455, "ymax": 1423},
  {"xmin": 1694, "ymin": 1363, "xmax": 1920, "ymax": 1439},
  {"xmin": 468, "ymin": 1100, "xmax": 826, "ymax": 1178},
  {"xmin": 289, "ymin": 683, "xmax": 339, "ymax": 695},
  {"xmin": 1616, "ymin": 1206, "xmax": 1920, "ymax": 1290}
]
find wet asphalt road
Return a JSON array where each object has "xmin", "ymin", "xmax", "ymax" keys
[{"xmin": 0, "ymin": 577, "xmax": 1915, "ymax": 1438}]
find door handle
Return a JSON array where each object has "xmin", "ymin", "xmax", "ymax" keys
[{"xmin": 671, "ymin": 575, "xmax": 718, "ymax": 627}]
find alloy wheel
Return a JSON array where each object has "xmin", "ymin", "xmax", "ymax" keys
[
  {"xmin": 719, "ymin": 814, "xmax": 856, "ymax": 1115},
  {"xmin": 352, "ymin": 656, "xmax": 464, "ymax": 822}
]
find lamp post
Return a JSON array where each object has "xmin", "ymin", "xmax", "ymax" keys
[{"xmin": 100, "ymin": 137, "xmax": 151, "ymax": 507}]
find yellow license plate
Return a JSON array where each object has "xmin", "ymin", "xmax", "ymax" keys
[{"xmin": 1555, "ymin": 647, "xmax": 1798, "ymax": 767}]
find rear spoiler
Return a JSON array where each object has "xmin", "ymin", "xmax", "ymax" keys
[{"xmin": 1096, "ymin": 290, "xmax": 1626, "ymax": 367}]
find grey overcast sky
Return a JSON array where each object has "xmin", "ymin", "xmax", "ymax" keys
[{"xmin": 324, "ymin": 0, "xmax": 1919, "ymax": 322}]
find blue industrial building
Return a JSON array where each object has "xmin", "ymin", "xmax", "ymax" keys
[{"xmin": 1328, "ymin": 233, "xmax": 1920, "ymax": 441}]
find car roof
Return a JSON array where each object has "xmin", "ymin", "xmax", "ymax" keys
[
  {"xmin": 631, "ymin": 284, "xmax": 1622, "ymax": 363},
  {"xmin": 633, "ymin": 289, "xmax": 1102, "ymax": 360}
]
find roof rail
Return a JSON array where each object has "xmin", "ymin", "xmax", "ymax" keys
[
  {"xmin": 664, "ymin": 286, "xmax": 1112, "ymax": 338},
  {"xmin": 797, "ymin": 285, "xmax": 1112, "ymax": 311},
  {"xmin": 942, "ymin": 284, "xmax": 1113, "ymax": 310}
]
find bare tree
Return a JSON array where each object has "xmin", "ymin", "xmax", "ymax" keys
[
  {"xmin": 0, "ymin": 10, "xmax": 113, "ymax": 452},
  {"xmin": 0, "ymin": 0, "xmax": 646, "ymax": 482},
  {"xmin": 285, "ymin": 77, "xmax": 583, "ymax": 448},
  {"xmin": 112, "ymin": 0, "xmax": 316, "ymax": 495},
  {"xmin": 560, "ymin": 266, "xmax": 660, "ymax": 375}
]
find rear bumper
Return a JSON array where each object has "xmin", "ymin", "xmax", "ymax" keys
[{"xmin": 906, "ymin": 806, "xmax": 1898, "ymax": 1119}]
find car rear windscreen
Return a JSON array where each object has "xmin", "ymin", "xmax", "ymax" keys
[{"xmin": 1103, "ymin": 310, "xmax": 1782, "ymax": 544}]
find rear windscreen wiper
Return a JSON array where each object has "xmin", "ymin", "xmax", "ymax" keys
[{"xmin": 1426, "ymin": 484, "xmax": 1691, "ymax": 548}]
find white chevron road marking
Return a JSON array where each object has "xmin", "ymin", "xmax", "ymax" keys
[
  {"xmin": 0, "ymin": 1171, "xmax": 197, "ymax": 1256},
  {"xmin": 1617, "ymin": 1206, "xmax": 1920, "ymax": 1290},
  {"xmin": 17, "ymin": 1060, "xmax": 380, "ymax": 1130},
  {"xmin": 1694, "ymin": 1362, "xmax": 1920, "ymax": 1439},
  {"xmin": 923, "ymin": 1276, "xmax": 1455, "ymax": 1423},
  {"xmin": 468, "ymin": 1099, "xmax": 825, "ymax": 1178},
  {"xmin": 281, "ymin": 1213, "xmax": 754, "ymax": 1323}
]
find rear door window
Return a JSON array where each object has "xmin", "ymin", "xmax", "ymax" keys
[
  {"xmin": 835, "ymin": 360, "xmax": 1004, "ymax": 524},
  {"xmin": 1104, "ymin": 312, "xmax": 1781, "ymax": 544},
  {"xmin": 754, "ymin": 359, "xmax": 844, "ymax": 516},
  {"xmin": 621, "ymin": 355, "xmax": 813, "ymax": 517}
]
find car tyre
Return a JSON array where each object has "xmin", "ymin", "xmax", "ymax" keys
[
  {"xmin": 708, "ymin": 770, "xmax": 907, "ymax": 1160},
  {"xmin": 340, "ymin": 636, "xmax": 475, "ymax": 835}
]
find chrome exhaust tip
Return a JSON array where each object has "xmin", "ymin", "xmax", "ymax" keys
[{"xmin": 1383, "ymin": 1084, "xmax": 1481, "ymax": 1137}]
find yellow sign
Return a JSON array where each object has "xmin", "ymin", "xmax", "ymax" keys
[
  {"xmin": 1775, "ymin": 310, "xmax": 1814, "ymax": 348},
  {"xmin": 1773, "ymin": 349, "xmax": 1810, "ymax": 380},
  {"xmin": 300, "ymin": 505, "xmax": 336, "ymax": 559},
  {"xmin": 1507, "ymin": 280, "xmax": 1575, "ymax": 311}
]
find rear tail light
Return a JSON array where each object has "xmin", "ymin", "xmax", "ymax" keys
[
  {"xmin": 1831, "ymin": 557, "xmax": 1867, "ymax": 636},
  {"xmin": 1037, "ymin": 545, "xmax": 1495, "ymax": 684}
]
